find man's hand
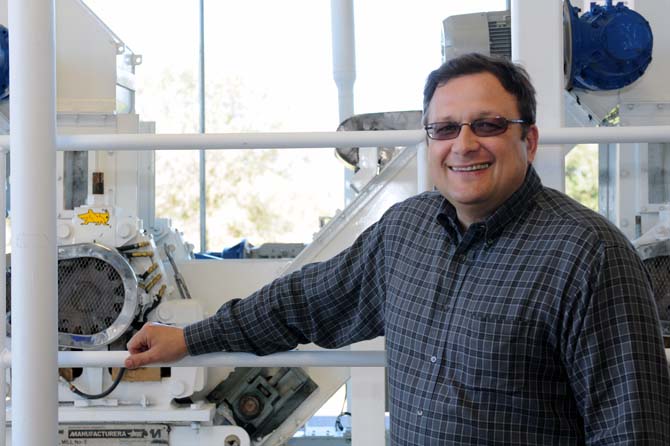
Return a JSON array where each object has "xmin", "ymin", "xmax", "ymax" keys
[{"xmin": 124, "ymin": 323, "xmax": 188, "ymax": 369}]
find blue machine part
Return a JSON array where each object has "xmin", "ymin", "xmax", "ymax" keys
[
  {"xmin": 0, "ymin": 24, "xmax": 7, "ymax": 100},
  {"xmin": 565, "ymin": 0, "xmax": 653, "ymax": 91}
]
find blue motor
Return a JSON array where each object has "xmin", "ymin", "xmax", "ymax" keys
[
  {"xmin": 0, "ymin": 24, "xmax": 7, "ymax": 100},
  {"xmin": 565, "ymin": 0, "xmax": 653, "ymax": 91}
]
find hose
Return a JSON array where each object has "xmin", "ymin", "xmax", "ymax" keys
[{"xmin": 65, "ymin": 367, "xmax": 127, "ymax": 400}]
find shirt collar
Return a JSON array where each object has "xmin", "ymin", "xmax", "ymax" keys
[{"xmin": 436, "ymin": 165, "xmax": 543, "ymax": 244}]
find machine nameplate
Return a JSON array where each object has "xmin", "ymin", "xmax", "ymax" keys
[{"xmin": 58, "ymin": 424, "xmax": 169, "ymax": 445}]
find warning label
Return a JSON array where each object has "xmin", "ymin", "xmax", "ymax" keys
[{"xmin": 58, "ymin": 425, "xmax": 169, "ymax": 445}]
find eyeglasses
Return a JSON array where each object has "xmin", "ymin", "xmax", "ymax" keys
[{"xmin": 424, "ymin": 116, "xmax": 527, "ymax": 140}]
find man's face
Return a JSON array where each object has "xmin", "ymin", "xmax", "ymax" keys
[{"xmin": 426, "ymin": 72, "xmax": 538, "ymax": 226}]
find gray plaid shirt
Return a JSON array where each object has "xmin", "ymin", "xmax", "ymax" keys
[{"xmin": 185, "ymin": 166, "xmax": 670, "ymax": 445}]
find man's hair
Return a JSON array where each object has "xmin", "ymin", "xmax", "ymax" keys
[{"xmin": 422, "ymin": 53, "xmax": 536, "ymax": 138}]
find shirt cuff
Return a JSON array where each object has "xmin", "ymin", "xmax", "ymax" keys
[{"xmin": 183, "ymin": 318, "xmax": 225, "ymax": 356}]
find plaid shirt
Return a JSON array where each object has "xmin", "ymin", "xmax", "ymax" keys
[{"xmin": 185, "ymin": 166, "xmax": 670, "ymax": 445}]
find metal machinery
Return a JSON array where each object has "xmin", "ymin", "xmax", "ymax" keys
[{"xmin": 0, "ymin": 1, "xmax": 379, "ymax": 445}]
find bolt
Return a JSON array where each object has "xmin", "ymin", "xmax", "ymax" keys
[{"xmin": 224, "ymin": 435, "xmax": 240, "ymax": 446}]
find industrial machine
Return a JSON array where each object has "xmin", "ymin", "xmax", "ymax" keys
[{"xmin": 0, "ymin": 1, "xmax": 353, "ymax": 445}]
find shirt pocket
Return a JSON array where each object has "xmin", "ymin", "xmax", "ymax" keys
[{"xmin": 452, "ymin": 314, "xmax": 535, "ymax": 394}]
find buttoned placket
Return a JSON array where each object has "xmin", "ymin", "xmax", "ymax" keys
[{"xmin": 416, "ymin": 240, "xmax": 476, "ymax": 427}]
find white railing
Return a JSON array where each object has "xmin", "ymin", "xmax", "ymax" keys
[{"xmin": 1, "ymin": 350, "xmax": 386, "ymax": 368}]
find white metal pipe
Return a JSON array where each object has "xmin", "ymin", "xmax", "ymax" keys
[
  {"xmin": 416, "ymin": 141, "xmax": 431, "ymax": 193},
  {"xmin": 198, "ymin": 0, "xmax": 207, "ymax": 253},
  {"xmin": 331, "ymin": 0, "xmax": 356, "ymax": 122},
  {"xmin": 0, "ymin": 125, "xmax": 666, "ymax": 155},
  {"xmin": 0, "ymin": 350, "xmax": 386, "ymax": 368},
  {"xmin": 57, "ymin": 131, "xmax": 425, "ymax": 151},
  {"xmin": 0, "ymin": 151, "xmax": 6, "ymax": 446},
  {"xmin": 9, "ymin": 0, "xmax": 59, "ymax": 445},
  {"xmin": 0, "ymin": 126, "xmax": 668, "ymax": 152},
  {"xmin": 0, "ymin": 126, "xmax": 667, "ymax": 153}
]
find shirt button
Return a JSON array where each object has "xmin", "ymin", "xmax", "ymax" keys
[
  {"xmin": 430, "ymin": 356, "xmax": 437, "ymax": 363},
  {"xmin": 417, "ymin": 409, "xmax": 423, "ymax": 416}
]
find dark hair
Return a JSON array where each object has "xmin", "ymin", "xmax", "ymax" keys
[{"xmin": 422, "ymin": 53, "xmax": 536, "ymax": 138}]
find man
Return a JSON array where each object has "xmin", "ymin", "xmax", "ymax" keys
[{"xmin": 126, "ymin": 53, "xmax": 670, "ymax": 444}]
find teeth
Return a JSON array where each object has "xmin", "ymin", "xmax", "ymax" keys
[{"xmin": 450, "ymin": 163, "xmax": 490, "ymax": 172}]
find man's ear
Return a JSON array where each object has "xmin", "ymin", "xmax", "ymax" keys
[{"xmin": 525, "ymin": 125, "xmax": 539, "ymax": 163}]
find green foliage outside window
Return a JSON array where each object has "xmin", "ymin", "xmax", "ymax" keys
[{"xmin": 565, "ymin": 144, "xmax": 598, "ymax": 211}]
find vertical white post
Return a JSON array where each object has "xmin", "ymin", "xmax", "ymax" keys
[
  {"xmin": 331, "ymin": 0, "xmax": 358, "ymax": 206},
  {"xmin": 416, "ymin": 141, "xmax": 431, "ymax": 193},
  {"xmin": 9, "ymin": 1, "xmax": 59, "ymax": 445},
  {"xmin": 332, "ymin": 2, "xmax": 385, "ymax": 443},
  {"xmin": 331, "ymin": 0, "xmax": 356, "ymax": 123},
  {"xmin": 0, "ymin": 150, "xmax": 6, "ymax": 445},
  {"xmin": 511, "ymin": 0, "xmax": 565, "ymax": 191}
]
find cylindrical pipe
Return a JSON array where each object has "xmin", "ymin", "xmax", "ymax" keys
[
  {"xmin": 331, "ymin": 0, "xmax": 356, "ymax": 123},
  {"xmin": 54, "ymin": 131, "xmax": 426, "ymax": 151},
  {"xmin": 0, "ymin": 151, "xmax": 6, "ymax": 446},
  {"xmin": 416, "ymin": 141, "xmax": 431, "ymax": 193},
  {"xmin": 9, "ymin": 1, "xmax": 59, "ymax": 445},
  {"xmin": 331, "ymin": 0, "xmax": 357, "ymax": 206},
  {"xmin": 198, "ymin": 0, "xmax": 207, "ymax": 253},
  {"xmin": 5, "ymin": 126, "xmax": 660, "ymax": 151},
  {"xmin": 1, "ymin": 350, "xmax": 386, "ymax": 368},
  {"xmin": 0, "ymin": 124, "xmax": 666, "ymax": 156}
]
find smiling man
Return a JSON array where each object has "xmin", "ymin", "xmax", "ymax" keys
[
  {"xmin": 126, "ymin": 53, "xmax": 670, "ymax": 445},
  {"xmin": 425, "ymin": 70, "xmax": 537, "ymax": 228}
]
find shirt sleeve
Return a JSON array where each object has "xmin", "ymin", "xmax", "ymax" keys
[
  {"xmin": 183, "ymin": 215, "xmax": 388, "ymax": 356},
  {"xmin": 564, "ymin": 242, "xmax": 670, "ymax": 445}
]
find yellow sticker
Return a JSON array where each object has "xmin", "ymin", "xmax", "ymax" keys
[{"xmin": 78, "ymin": 209, "xmax": 110, "ymax": 226}]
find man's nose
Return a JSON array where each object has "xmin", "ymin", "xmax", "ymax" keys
[{"xmin": 451, "ymin": 124, "xmax": 480, "ymax": 155}]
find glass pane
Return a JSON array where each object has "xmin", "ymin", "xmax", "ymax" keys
[
  {"xmin": 648, "ymin": 143, "xmax": 670, "ymax": 204},
  {"xmin": 202, "ymin": 0, "xmax": 342, "ymax": 251},
  {"xmin": 566, "ymin": 144, "xmax": 598, "ymax": 211}
]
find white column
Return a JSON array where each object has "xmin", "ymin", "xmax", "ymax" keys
[
  {"xmin": 331, "ymin": 0, "xmax": 356, "ymax": 123},
  {"xmin": 350, "ymin": 338, "xmax": 386, "ymax": 446},
  {"xmin": 331, "ymin": 0, "xmax": 358, "ymax": 206},
  {"xmin": 416, "ymin": 141, "xmax": 431, "ymax": 193},
  {"xmin": 332, "ymin": 4, "xmax": 384, "ymax": 442},
  {"xmin": 512, "ymin": 0, "xmax": 565, "ymax": 191},
  {"xmin": 0, "ymin": 150, "xmax": 6, "ymax": 445},
  {"xmin": 9, "ymin": 1, "xmax": 59, "ymax": 445}
]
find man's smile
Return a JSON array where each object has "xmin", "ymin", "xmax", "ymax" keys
[{"xmin": 448, "ymin": 162, "xmax": 492, "ymax": 172}]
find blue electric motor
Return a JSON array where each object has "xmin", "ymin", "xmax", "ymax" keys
[
  {"xmin": 565, "ymin": 0, "xmax": 653, "ymax": 91},
  {"xmin": 0, "ymin": 24, "xmax": 7, "ymax": 100}
]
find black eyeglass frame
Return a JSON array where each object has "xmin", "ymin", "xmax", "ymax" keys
[{"xmin": 424, "ymin": 116, "xmax": 528, "ymax": 140}]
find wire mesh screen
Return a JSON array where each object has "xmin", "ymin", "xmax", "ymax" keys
[
  {"xmin": 58, "ymin": 256, "xmax": 125, "ymax": 335},
  {"xmin": 643, "ymin": 256, "xmax": 670, "ymax": 337}
]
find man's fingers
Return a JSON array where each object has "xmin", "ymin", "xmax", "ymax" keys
[
  {"xmin": 124, "ymin": 324, "xmax": 187, "ymax": 369},
  {"xmin": 126, "ymin": 328, "xmax": 149, "ymax": 354},
  {"xmin": 124, "ymin": 350, "xmax": 154, "ymax": 369}
]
